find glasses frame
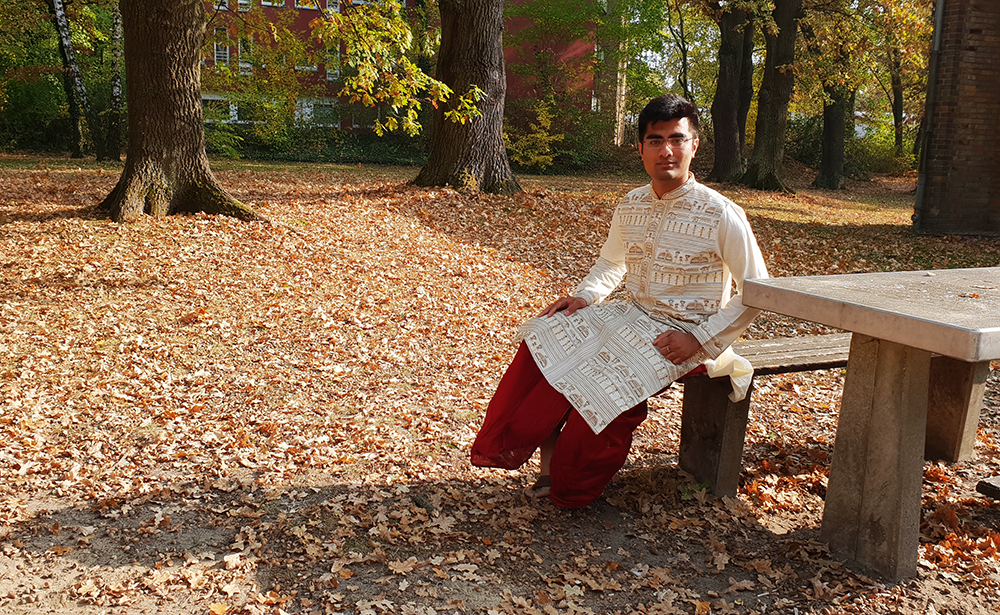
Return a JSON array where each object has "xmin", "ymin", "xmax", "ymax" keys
[{"xmin": 642, "ymin": 136, "xmax": 694, "ymax": 150}]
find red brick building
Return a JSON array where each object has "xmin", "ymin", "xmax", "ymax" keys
[
  {"xmin": 915, "ymin": 0, "xmax": 1000, "ymax": 235},
  {"xmin": 202, "ymin": 0, "xmax": 347, "ymax": 126}
]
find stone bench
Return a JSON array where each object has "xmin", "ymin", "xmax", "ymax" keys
[{"xmin": 675, "ymin": 333, "xmax": 989, "ymax": 497}]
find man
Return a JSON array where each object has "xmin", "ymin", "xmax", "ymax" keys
[{"xmin": 471, "ymin": 94, "xmax": 768, "ymax": 507}]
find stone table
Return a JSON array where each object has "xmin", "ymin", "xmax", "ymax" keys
[{"xmin": 743, "ymin": 267, "xmax": 1000, "ymax": 579}]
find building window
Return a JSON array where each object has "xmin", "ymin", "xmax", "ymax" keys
[
  {"xmin": 325, "ymin": 49, "xmax": 340, "ymax": 80},
  {"xmin": 327, "ymin": 0, "xmax": 340, "ymax": 12},
  {"xmin": 238, "ymin": 38, "xmax": 252, "ymax": 74},
  {"xmin": 312, "ymin": 101, "xmax": 338, "ymax": 126},
  {"xmin": 261, "ymin": 0, "xmax": 283, "ymax": 6},
  {"xmin": 214, "ymin": 0, "xmax": 229, "ymax": 10},
  {"xmin": 214, "ymin": 28, "xmax": 230, "ymax": 64},
  {"xmin": 238, "ymin": 0, "xmax": 251, "ymax": 11},
  {"xmin": 296, "ymin": 0, "xmax": 319, "ymax": 8}
]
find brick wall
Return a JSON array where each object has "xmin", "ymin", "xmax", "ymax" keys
[{"xmin": 916, "ymin": 0, "xmax": 1000, "ymax": 235}]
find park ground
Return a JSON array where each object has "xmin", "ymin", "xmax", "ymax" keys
[{"xmin": 1, "ymin": 154, "xmax": 999, "ymax": 615}]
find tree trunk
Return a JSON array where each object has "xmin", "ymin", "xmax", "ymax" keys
[
  {"xmin": 49, "ymin": 0, "xmax": 106, "ymax": 160},
  {"xmin": 666, "ymin": 0, "xmax": 693, "ymax": 104},
  {"xmin": 845, "ymin": 88, "xmax": 857, "ymax": 139},
  {"xmin": 104, "ymin": 5, "xmax": 124, "ymax": 162},
  {"xmin": 100, "ymin": 0, "xmax": 260, "ymax": 223},
  {"xmin": 60, "ymin": 71, "xmax": 84, "ymax": 158},
  {"xmin": 740, "ymin": 0, "xmax": 801, "ymax": 192},
  {"xmin": 707, "ymin": 7, "xmax": 749, "ymax": 183},
  {"xmin": 413, "ymin": 0, "xmax": 520, "ymax": 195},
  {"xmin": 812, "ymin": 85, "xmax": 848, "ymax": 190},
  {"xmin": 737, "ymin": 17, "xmax": 755, "ymax": 154},
  {"xmin": 889, "ymin": 47, "xmax": 904, "ymax": 157}
]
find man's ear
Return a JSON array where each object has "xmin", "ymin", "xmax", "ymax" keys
[{"xmin": 691, "ymin": 137, "xmax": 700, "ymax": 158}]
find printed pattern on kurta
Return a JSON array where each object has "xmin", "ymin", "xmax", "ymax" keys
[
  {"xmin": 617, "ymin": 184, "xmax": 725, "ymax": 323},
  {"xmin": 518, "ymin": 303, "xmax": 705, "ymax": 434},
  {"xmin": 519, "ymin": 180, "xmax": 756, "ymax": 435}
]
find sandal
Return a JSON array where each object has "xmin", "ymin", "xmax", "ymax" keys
[{"xmin": 524, "ymin": 475, "xmax": 551, "ymax": 499}]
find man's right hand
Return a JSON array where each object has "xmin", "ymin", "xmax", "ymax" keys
[{"xmin": 539, "ymin": 296, "xmax": 588, "ymax": 318}]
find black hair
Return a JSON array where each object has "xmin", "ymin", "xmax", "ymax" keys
[{"xmin": 637, "ymin": 94, "xmax": 700, "ymax": 141}]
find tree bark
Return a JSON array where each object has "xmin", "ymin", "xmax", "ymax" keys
[
  {"xmin": 889, "ymin": 46, "xmax": 904, "ymax": 156},
  {"xmin": 666, "ymin": 0, "xmax": 693, "ymax": 104},
  {"xmin": 413, "ymin": 0, "xmax": 520, "ymax": 195},
  {"xmin": 740, "ymin": 0, "xmax": 801, "ymax": 192},
  {"xmin": 48, "ymin": 0, "xmax": 106, "ymax": 160},
  {"xmin": 812, "ymin": 85, "xmax": 848, "ymax": 190},
  {"xmin": 104, "ymin": 5, "xmax": 124, "ymax": 162},
  {"xmin": 707, "ymin": 6, "xmax": 749, "ymax": 183},
  {"xmin": 736, "ymin": 17, "xmax": 755, "ymax": 154},
  {"xmin": 60, "ymin": 70, "xmax": 84, "ymax": 158},
  {"xmin": 100, "ymin": 0, "xmax": 260, "ymax": 223}
]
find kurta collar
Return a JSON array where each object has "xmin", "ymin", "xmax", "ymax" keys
[{"xmin": 649, "ymin": 173, "xmax": 698, "ymax": 201}]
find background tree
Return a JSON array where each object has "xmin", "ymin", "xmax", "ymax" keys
[
  {"xmin": 414, "ymin": 0, "xmax": 520, "ymax": 194},
  {"xmin": 863, "ymin": 0, "xmax": 932, "ymax": 158},
  {"xmin": 740, "ymin": 0, "xmax": 803, "ymax": 192},
  {"xmin": 797, "ymin": 1, "xmax": 866, "ymax": 189},
  {"xmin": 702, "ymin": 0, "xmax": 759, "ymax": 183},
  {"xmin": 100, "ymin": 0, "xmax": 258, "ymax": 222}
]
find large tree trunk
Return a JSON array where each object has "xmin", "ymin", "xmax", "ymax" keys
[
  {"xmin": 812, "ymin": 85, "xmax": 848, "ymax": 190},
  {"xmin": 48, "ymin": 0, "xmax": 106, "ymax": 160},
  {"xmin": 413, "ymin": 0, "xmax": 520, "ymax": 195},
  {"xmin": 740, "ymin": 0, "xmax": 801, "ymax": 192},
  {"xmin": 707, "ymin": 7, "xmax": 750, "ymax": 183},
  {"xmin": 100, "ymin": 0, "xmax": 260, "ymax": 222}
]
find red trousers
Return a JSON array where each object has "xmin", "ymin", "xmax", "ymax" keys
[{"xmin": 470, "ymin": 342, "xmax": 651, "ymax": 508}]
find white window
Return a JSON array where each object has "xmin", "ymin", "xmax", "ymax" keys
[
  {"xmin": 214, "ymin": 28, "xmax": 230, "ymax": 64},
  {"xmin": 214, "ymin": 0, "xmax": 229, "ymax": 10},
  {"xmin": 238, "ymin": 0, "xmax": 251, "ymax": 11},
  {"xmin": 351, "ymin": 0, "xmax": 367, "ymax": 5},
  {"xmin": 296, "ymin": 0, "xmax": 319, "ymax": 8},
  {"xmin": 261, "ymin": 0, "xmax": 283, "ymax": 6},
  {"xmin": 327, "ymin": 0, "xmax": 340, "ymax": 12}
]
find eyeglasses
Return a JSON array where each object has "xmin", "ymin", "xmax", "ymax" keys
[{"xmin": 643, "ymin": 137, "xmax": 693, "ymax": 150}]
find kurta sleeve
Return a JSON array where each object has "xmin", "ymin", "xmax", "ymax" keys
[
  {"xmin": 690, "ymin": 203, "xmax": 769, "ymax": 359},
  {"xmin": 573, "ymin": 205, "xmax": 628, "ymax": 306}
]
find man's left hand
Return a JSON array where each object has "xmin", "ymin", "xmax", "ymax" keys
[{"xmin": 653, "ymin": 330, "xmax": 700, "ymax": 365}]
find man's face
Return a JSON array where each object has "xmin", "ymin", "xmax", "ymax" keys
[{"xmin": 638, "ymin": 118, "xmax": 700, "ymax": 197}]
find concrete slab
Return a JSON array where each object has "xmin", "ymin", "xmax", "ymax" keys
[{"xmin": 744, "ymin": 268, "xmax": 1000, "ymax": 362}]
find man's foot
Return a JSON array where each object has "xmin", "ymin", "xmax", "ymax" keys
[{"xmin": 524, "ymin": 475, "xmax": 551, "ymax": 499}]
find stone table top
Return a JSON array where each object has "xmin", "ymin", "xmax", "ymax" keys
[{"xmin": 743, "ymin": 267, "xmax": 1000, "ymax": 362}]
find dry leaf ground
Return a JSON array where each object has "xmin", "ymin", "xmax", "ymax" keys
[{"xmin": 1, "ymin": 154, "xmax": 999, "ymax": 615}]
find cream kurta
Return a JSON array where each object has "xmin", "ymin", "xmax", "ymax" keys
[{"xmin": 518, "ymin": 176, "xmax": 769, "ymax": 434}]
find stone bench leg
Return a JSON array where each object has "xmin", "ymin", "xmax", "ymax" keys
[
  {"xmin": 679, "ymin": 374, "xmax": 753, "ymax": 497},
  {"xmin": 925, "ymin": 356, "xmax": 989, "ymax": 461},
  {"xmin": 821, "ymin": 334, "xmax": 930, "ymax": 580}
]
